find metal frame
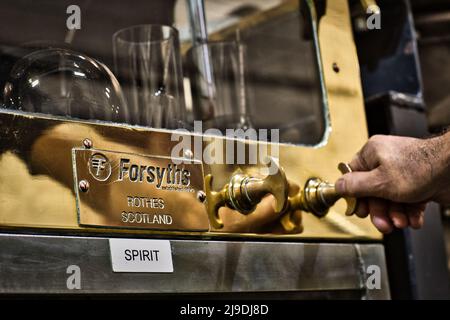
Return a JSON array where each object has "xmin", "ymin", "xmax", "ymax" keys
[{"xmin": 0, "ymin": 232, "xmax": 389, "ymax": 298}]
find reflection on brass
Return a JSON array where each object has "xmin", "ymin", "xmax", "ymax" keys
[
  {"xmin": 205, "ymin": 158, "xmax": 288, "ymax": 229},
  {"xmin": 280, "ymin": 207, "xmax": 303, "ymax": 234},
  {"xmin": 0, "ymin": 0, "xmax": 382, "ymax": 240},
  {"xmin": 74, "ymin": 148, "xmax": 208, "ymax": 231}
]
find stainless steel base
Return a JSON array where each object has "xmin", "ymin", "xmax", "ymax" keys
[{"xmin": 0, "ymin": 233, "xmax": 390, "ymax": 299}]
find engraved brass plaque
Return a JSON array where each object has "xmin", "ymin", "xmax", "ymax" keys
[{"xmin": 73, "ymin": 148, "xmax": 209, "ymax": 231}]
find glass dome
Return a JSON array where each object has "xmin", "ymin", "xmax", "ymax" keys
[{"xmin": 3, "ymin": 48, "xmax": 129, "ymax": 123}]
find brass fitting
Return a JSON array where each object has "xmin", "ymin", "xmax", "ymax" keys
[
  {"xmin": 286, "ymin": 163, "xmax": 357, "ymax": 218},
  {"xmin": 204, "ymin": 161, "xmax": 357, "ymax": 231},
  {"xmin": 204, "ymin": 158, "xmax": 289, "ymax": 229}
]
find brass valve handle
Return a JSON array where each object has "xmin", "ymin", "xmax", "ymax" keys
[
  {"xmin": 360, "ymin": 0, "xmax": 380, "ymax": 14},
  {"xmin": 204, "ymin": 159, "xmax": 289, "ymax": 229},
  {"xmin": 286, "ymin": 163, "xmax": 358, "ymax": 218}
]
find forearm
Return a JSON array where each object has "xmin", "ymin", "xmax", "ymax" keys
[
  {"xmin": 429, "ymin": 130, "xmax": 450, "ymax": 204},
  {"xmin": 436, "ymin": 129, "xmax": 450, "ymax": 177},
  {"xmin": 445, "ymin": 130, "xmax": 450, "ymax": 169},
  {"xmin": 444, "ymin": 130, "xmax": 450, "ymax": 172}
]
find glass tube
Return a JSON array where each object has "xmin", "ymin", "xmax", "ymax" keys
[
  {"xmin": 187, "ymin": 40, "xmax": 253, "ymax": 132},
  {"xmin": 113, "ymin": 24, "xmax": 186, "ymax": 129}
]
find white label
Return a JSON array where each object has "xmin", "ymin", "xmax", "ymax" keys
[{"xmin": 109, "ymin": 239, "xmax": 173, "ymax": 273}]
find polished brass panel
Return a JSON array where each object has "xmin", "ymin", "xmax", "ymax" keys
[
  {"xmin": 73, "ymin": 148, "xmax": 208, "ymax": 231},
  {"xmin": 0, "ymin": 0, "xmax": 382, "ymax": 240}
]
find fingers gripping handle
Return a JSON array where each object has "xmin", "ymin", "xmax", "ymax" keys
[
  {"xmin": 337, "ymin": 163, "xmax": 358, "ymax": 216},
  {"xmin": 286, "ymin": 162, "xmax": 358, "ymax": 219},
  {"xmin": 302, "ymin": 162, "xmax": 358, "ymax": 217}
]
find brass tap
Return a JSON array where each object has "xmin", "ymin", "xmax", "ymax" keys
[
  {"xmin": 204, "ymin": 158, "xmax": 289, "ymax": 229},
  {"xmin": 204, "ymin": 161, "xmax": 357, "ymax": 231},
  {"xmin": 286, "ymin": 163, "xmax": 358, "ymax": 218}
]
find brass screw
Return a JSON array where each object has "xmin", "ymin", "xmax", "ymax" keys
[
  {"xmin": 332, "ymin": 62, "xmax": 340, "ymax": 73},
  {"xmin": 83, "ymin": 138, "xmax": 93, "ymax": 149},
  {"xmin": 79, "ymin": 180, "xmax": 90, "ymax": 192},
  {"xmin": 197, "ymin": 190, "xmax": 206, "ymax": 203}
]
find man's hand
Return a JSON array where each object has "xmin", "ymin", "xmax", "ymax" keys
[{"xmin": 335, "ymin": 134, "xmax": 450, "ymax": 234}]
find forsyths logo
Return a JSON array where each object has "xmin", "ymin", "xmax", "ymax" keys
[
  {"xmin": 88, "ymin": 153, "xmax": 112, "ymax": 181},
  {"xmin": 118, "ymin": 158, "xmax": 191, "ymax": 189}
]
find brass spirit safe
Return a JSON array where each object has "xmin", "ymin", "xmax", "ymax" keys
[
  {"xmin": 0, "ymin": 0, "xmax": 380, "ymax": 240},
  {"xmin": 0, "ymin": 0, "xmax": 389, "ymax": 297}
]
